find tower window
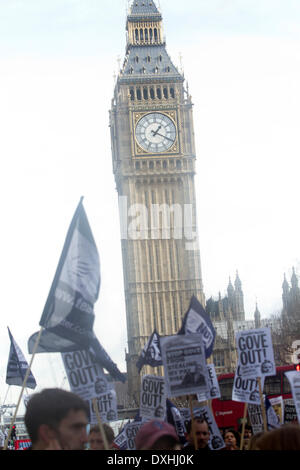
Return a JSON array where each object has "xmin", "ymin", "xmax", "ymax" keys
[
  {"xmin": 163, "ymin": 87, "xmax": 168, "ymax": 99},
  {"xmin": 150, "ymin": 87, "xmax": 155, "ymax": 99},
  {"xmin": 140, "ymin": 29, "xmax": 144, "ymax": 41},
  {"xmin": 159, "ymin": 54, "xmax": 162, "ymax": 62},
  {"xmin": 145, "ymin": 29, "xmax": 148, "ymax": 41},
  {"xmin": 130, "ymin": 89, "xmax": 134, "ymax": 100},
  {"xmin": 147, "ymin": 55, "xmax": 151, "ymax": 63},
  {"xmin": 176, "ymin": 160, "xmax": 181, "ymax": 169},
  {"xmin": 154, "ymin": 28, "xmax": 158, "ymax": 41},
  {"xmin": 156, "ymin": 87, "xmax": 162, "ymax": 99},
  {"xmin": 135, "ymin": 162, "xmax": 140, "ymax": 170},
  {"xmin": 149, "ymin": 161, "xmax": 154, "ymax": 169},
  {"xmin": 135, "ymin": 56, "xmax": 139, "ymax": 63},
  {"xmin": 163, "ymin": 160, "xmax": 167, "ymax": 169},
  {"xmin": 135, "ymin": 29, "xmax": 139, "ymax": 41},
  {"xmin": 170, "ymin": 87, "xmax": 175, "ymax": 98},
  {"xmin": 150, "ymin": 28, "xmax": 153, "ymax": 41},
  {"xmin": 137, "ymin": 88, "xmax": 142, "ymax": 100},
  {"xmin": 154, "ymin": 66, "xmax": 159, "ymax": 74},
  {"xmin": 166, "ymin": 66, "xmax": 170, "ymax": 72},
  {"xmin": 143, "ymin": 87, "xmax": 148, "ymax": 99}
]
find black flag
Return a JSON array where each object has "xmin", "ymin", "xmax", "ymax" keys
[
  {"xmin": 6, "ymin": 328, "xmax": 37, "ymax": 389},
  {"xmin": 136, "ymin": 330, "xmax": 162, "ymax": 373},
  {"xmin": 178, "ymin": 295, "xmax": 216, "ymax": 358},
  {"xmin": 28, "ymin": 198, "xmax": 125, "ymax": 383}
]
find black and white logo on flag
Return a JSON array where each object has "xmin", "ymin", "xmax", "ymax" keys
[{"xmin": 6, "ymin": 327, "xmax": 37, "ymax": 389}]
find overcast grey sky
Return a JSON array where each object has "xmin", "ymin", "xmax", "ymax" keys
[{"xmin": 1, "ymin": 0, "xmax": 300, "ymax": 409}]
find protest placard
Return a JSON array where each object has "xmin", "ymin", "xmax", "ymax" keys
[
  {"xmin": 269, "ymin": 396, "xmax": 284, "ymax": 425},
  {"xmin": 248, "ymin": 404, "xmax": 264, "ymax": 434},
  {"xmin": 90, "ymin": 389, "xmax": 118, "ymax": 424},
  {"xmin": 114, "ymin": 427, "xmax": 128, "ymax": 450},
  {"xmin": 265, "ymin": 396, "xmax": 280, "ymax": 429},
  {"xmin": 62, "ymin": 350, "xmax": 112, "ymax": 399},
  {"xmin": 124, "ymin": 421, "xmax": 144, "ymax": 450},
  {"xmin": 236, "ymin": 328, "xmax": 276, "ymax": 378},
  {"xmin": 197, "ymin": 364, "xmax": 220, "ymax": 402},
  {"xmin": 160, "ymin": 334, "xmax": 208, "ymax": 398},
  {"xmin": 232, "ymin": 365, "xmax": 264, "ymax": 405},
  {"xmin": 284, "ymin": 370, "xmax": 300, "ymax": 423},
  {"xmin": 140, "ymin": 375, "xmax": 166, "ymax": 420},
  {"xmin": 62, "ymin": 349, "xmax": 117, "ymax": 423},
  {"xmin": 283, "ymin": 399, "xmax": 297, "ymax": 423},
  {"xmin": 179, "ymin": 405, "xmax": 225, "ymax": 450}
]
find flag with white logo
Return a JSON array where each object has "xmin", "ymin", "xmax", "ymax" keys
[
  {"xmin": 136, "ymin": 329, "xmax": 162, "ymax": 373},
  {"xmin": 178, "ymin": 296, "xmax": 216, "ymax": 358},
  {"xmin": 6, "ymin": 327, "xmax": 37, "ymax": 389},
  {"xmin": 28, "ymin": 198, "xmax": 125, "ymax": 382}
]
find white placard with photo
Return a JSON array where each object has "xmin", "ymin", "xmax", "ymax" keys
[{"xmin": 160, "ymin": 334, "xmax": 209, "ymax": 398}]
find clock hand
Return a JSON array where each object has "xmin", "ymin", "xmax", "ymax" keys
[
  {"xmin": 154, "ymin": 131, "xmax": 174, "ymax": 142},
  {"xmin": 151, "ymin": 125, "xmax": 162, "ymax": 137}
]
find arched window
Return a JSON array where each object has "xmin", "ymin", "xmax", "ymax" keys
[
  {"xmin": 135, "ymin": 29, "xmax": 139, "ymax": 41},
  {"xmin": 149, "ymin": 28, "xmax": 153, "ymax": 42},
  {"xmin": 140, "ymin": 29, "xmax": 144, "ymax": 41},
  {"xmin": 145, "ymin": 29, "xmax": 148, "ymax": 41},
  {"xmin": 163, "ymin": 87, "xmax": 168, "ymax": 99},
  {"xmin": 130, "ymin": 89, "xmax": 135, "ymax": 101},
  {"xmin": 154, "ymin": 28, "xmax": 158, "ymax": 41},
  {"xmin": 135, "ymin": 161, "xmax": 140, "ymax": 170},
  {"xmin": 156, "ymin": 87, "xmax": 162, "ymax": 99},
  {"xmin": 149, "ymin": 161, "xmax": 154, "ymax": 169},
  {"xmin": 163, "ymin": 160, "xmax": 167, "ymax": 169},
  {"xmin": 170, "ymin": 87, "xmax": 175, "ymax": 98},
  {"xmin": 143, "ymin": 87, "xmax": 148, "ymax": 100},
  {"xmin": 137, "ymin": 88, "xmax": 142, "ymax": 100},
  {"xmin": 176, "ymin": 160, "xmax": 182, "ymax": 170},
  {"xmin": 150, "ymin": 88, "xmax": 155, "ymax": 99}
]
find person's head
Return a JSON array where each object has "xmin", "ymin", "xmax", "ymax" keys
[
  {"xmin": 186, "ymin": 418, "xmax": 210, "ymax": 449},
  {"xmin": 224, "ymin": 428, "xmax": 240, "ymax": 450},
  {"xmin": 255, "ymin": 424, "xmax": 300, "ymax": 451},
  {"xmin": 238, "ymin": 424, "xmax": 252, "ymax": 449},
  {"xmin": 247, "ymin": 431, "xmax": 264, "ymax": 450},
  {"xmin": 25, "ymin": 388, "xmax": 89, "ymax": 450},
  {"xmin": 135, "ymin": 420, "xmax": 180, "ymax": 450},
  {"xmin": 89, "ymin": 424, "xmax": 115, "ymax": 450}
]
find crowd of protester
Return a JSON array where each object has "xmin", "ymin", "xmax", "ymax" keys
[{"xmin": 1, "ymin": 388, "xmax": 300, "ymax": 451}]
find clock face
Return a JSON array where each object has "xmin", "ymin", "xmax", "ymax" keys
[{"xmin": 135, "ymin": 112, "xmax": 176, "ymax": 153}]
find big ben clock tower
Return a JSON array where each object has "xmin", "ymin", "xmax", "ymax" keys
[{"xmin": 110, "ymin": 0, "xmax": 205, "ymax": 402}]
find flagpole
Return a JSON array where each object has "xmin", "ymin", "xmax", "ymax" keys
[
  {"xmin": 92, "ymin": 398, "xmax": 109, "ymax": 450},
  {"xmin": 3, "ymin": 327, "xmax": 43, "ymax": 451},
  {"xmin": 239, "ymin": 402, "xmax": 248, "ymax": 450},
  {"xmin": 257, "ymin": 376, "xmax": 267, "ymax": 432},
  {"xmin": 2, "ymin": 385, "xmax": 10, "ymax": 407},
  {"xmin": 188, "ymin": 395, "xmax": 198, "ymax": 451}
]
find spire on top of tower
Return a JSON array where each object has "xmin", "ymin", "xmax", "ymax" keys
[
  {"xmin": 254, "ymin": 302, "xmax": 261, "ymax": 328},
  {"xmin": 121, "ymin": 0, "xmax": 182, "ymax": 83},
  {"xmin": 235, "ymin": 271, "xmax": 242, "ymax": 291},
  {"xmin": 227, "ymin": 277, "xmax": 234, "ymax": 296},
  {"xmin": 129, "ymin": 0, "xmax": 161, "ymax": 18},
  {"xmin": 282, "ymin": 273, "xmax": 289, "ymax": 292},
  {"xmin": 291, "ymin": 267, "xmax": 299, "ymax": 289}
]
